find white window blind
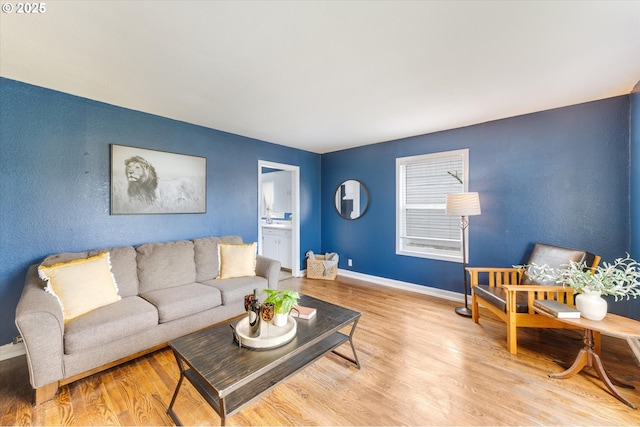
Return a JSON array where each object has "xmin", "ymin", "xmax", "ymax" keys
[{"xmin": 396, "ymin": 149, "xmax": 469, "ymax": 262}]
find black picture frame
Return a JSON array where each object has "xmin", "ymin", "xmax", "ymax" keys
[{"xmin": 110, "ymin": 144, "xmax": 206, "ymax": 214}]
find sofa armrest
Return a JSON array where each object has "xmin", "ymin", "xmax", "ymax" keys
[
  {"xmin": 256, "ymin": 255, "xmax": 281, "ymax": 290},
  {"xmin": 15, "ymin": 265, "xmax": 65, "ymax": 388}
]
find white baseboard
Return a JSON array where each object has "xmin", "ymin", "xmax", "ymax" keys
[
  {"xmin": 0, "ymin": 341, "xmax": 25, "ymax": 361},
  {"xmin": 337, "ymin": 268, "xmax": 466, "ymax": 303}
]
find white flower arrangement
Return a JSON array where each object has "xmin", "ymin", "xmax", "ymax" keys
[{"xmin": 519, "ymin": 254, "xmax": 640, "ymax": 302}]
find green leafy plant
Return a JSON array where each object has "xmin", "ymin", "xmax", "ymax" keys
[
  {"xmin": 520, "ymin": 254, "xmax": 640, "ymax": 301},
  {"xmin": 262, "ymin": 289, "xmax": 300, "ymax": 314}
]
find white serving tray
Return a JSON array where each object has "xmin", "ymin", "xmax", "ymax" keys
[{"xmin": 233, "ymin": 315, "xmax": 297, "ymax": 349}]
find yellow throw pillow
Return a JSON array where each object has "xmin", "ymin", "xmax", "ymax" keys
[
  {"xmin": 38, "ymin": 252, "xmax": 121, "ymax": 322},
  {"xmin": 217, "ymin": 242, "xmax": 257, "ymax": 279}
]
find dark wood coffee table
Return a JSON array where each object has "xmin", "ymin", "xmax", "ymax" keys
[{"xmin": 166, "ymin": 295, "xmax": 361, "ymax": 425}]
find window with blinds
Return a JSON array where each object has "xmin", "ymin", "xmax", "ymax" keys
[{"xmin": 396, "ymin": 149, "xmax": 469, "ymax": 262}]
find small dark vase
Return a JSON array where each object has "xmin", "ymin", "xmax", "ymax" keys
[{"xmin": 247, "ymin": 289, "xmax": 262, "ymax": 338}]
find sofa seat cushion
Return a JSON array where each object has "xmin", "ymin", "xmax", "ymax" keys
[
  {"xmin": 64, "ymin": 296, "xmax": 158, "ymax": 354},
  {"xmin": 202, "ymin": 276, "xmax": 268, "ymax": 305},
  {"xmin": 473, "ymin": 285, "xmax": 529, "ymax": 314},
  {"xmin": 141, "ymin": 283, "xmax": 222, "ymax": 323}
]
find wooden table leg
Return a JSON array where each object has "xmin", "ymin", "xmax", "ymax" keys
[
  {"xmin": 550, "ymin": 328, "xmax": 637, "ymax": 409},
  {"xmin": 330, "ymin": 317, "xmax": 361, "ymax": 369},
  {"xmin": 628, "ymin": 337, "xmax": 640, "ymax": 366},
  {"xmin": 219, "ymin": 397, "xmax": 227, "ymax": 426},
  {"xmin": 550, "ymin": 348, "xmax": 589, "ymax": 379},
  {"xmin": 167, "ymin": 351, "xmax": 186, "ymax": 425}
]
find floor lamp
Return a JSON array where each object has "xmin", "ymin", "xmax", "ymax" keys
[{"xmin": 446, "ymin": 192, "xmax": 481, "ymax": 318}]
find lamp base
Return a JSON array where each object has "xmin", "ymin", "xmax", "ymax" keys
[{"xmin": 455, "ymin": 306, "xmax": 472, "ymax": 318}]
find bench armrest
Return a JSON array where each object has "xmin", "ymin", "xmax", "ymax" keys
[
  {"xmin": 501, "ymin": 284, "xmax": 572, "ymax": 293},
  {"xmin": 502, "ymin": 284, "xmax": 577, "ymax": 308},
  {"xmin": 465, "ymin": 267, "xmax": 522, "ymax": 288}
]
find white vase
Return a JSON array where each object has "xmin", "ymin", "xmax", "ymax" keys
[
  {"xmin": 273, "ymin": 312, "xmax": 288, "ymax": 327},
  {"xmin": 575, "ymin": 290, "xmax": 608, "ymax": 321}
]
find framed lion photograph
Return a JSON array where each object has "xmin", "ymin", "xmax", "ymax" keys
[{"xmin": 110, "ymin": 144, "xmax": 207, "ymax": 214}]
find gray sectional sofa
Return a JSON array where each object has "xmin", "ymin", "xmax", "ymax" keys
[{"xmin": 15, "ymin": 235, "xmax": 280, "ymax": 404}]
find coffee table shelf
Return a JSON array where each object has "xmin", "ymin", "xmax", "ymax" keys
[{"xmin": 180, "ymin": 332, "xmax": 348, "ymax": 420}]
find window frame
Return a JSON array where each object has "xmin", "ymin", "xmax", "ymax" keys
[{"xmin": 396, "ymin": 149, "xmax": 470, "ymax": 263}]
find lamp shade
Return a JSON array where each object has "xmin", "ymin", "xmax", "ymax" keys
[{"xmin": 446, "ymin": 192, "xmax": 481, "ymax": 216}]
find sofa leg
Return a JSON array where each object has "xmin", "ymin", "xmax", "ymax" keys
[{"xmin": 33, "ymin": 382, "xmax": 58, "ymax": 405}]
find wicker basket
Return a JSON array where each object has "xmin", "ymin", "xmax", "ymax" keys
[{"xmin": 306, "ymin": 255, "xmax": 337, "ymax": 280}]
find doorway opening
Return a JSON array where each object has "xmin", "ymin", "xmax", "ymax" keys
[{"xmin": 258, "ymin": 161, "xmax": 300, "ymax": 277}]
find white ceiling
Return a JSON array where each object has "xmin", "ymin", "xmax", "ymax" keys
[{"xmin": 1, "ymin": 1, "xmax": 639, "ymax": 154}]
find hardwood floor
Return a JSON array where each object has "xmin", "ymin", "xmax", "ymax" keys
[{"xmin": 2, "ymin": 275, "xmax": 639, "ymax": 425}]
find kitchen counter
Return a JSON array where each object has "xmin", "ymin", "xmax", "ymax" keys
[{"xmin": 261, "ymin": 222, "xmax": 292, "ymax": 230}]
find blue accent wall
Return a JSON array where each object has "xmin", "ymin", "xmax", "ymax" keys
[
  {"xmin": 322, "ymin": 95, "xmax": 637, "ymax": 319},
  {"xmin": 2, "ymin": 76, "xmax": 638, "ymax": 345},
  {"xmin": 0, "ymin": 78, "xmax": 321, "ymax": 345}
]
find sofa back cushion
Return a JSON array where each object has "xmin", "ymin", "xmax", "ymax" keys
[
  {"xmin": 42, "ymin": 246, "xmax": 139, "ymax": 297},
  {"xmin": 193, "ymin": 235, "xmax": 243, "ymax": 282},
  {"xmin": 88, "ymin": 246, "xmax": 139, "ymax": 297},
  {"xmin": 41, "ymin": 251, "xmax": 90, "ymax": 267},
  {"xmin": 136, "ymin": 240, "xmax": 196, "ymax": 293}
]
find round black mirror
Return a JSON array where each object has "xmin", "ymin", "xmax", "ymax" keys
[{"xmin": 334, "ymin": 179, "xmax": 370, "ymax": 220}]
